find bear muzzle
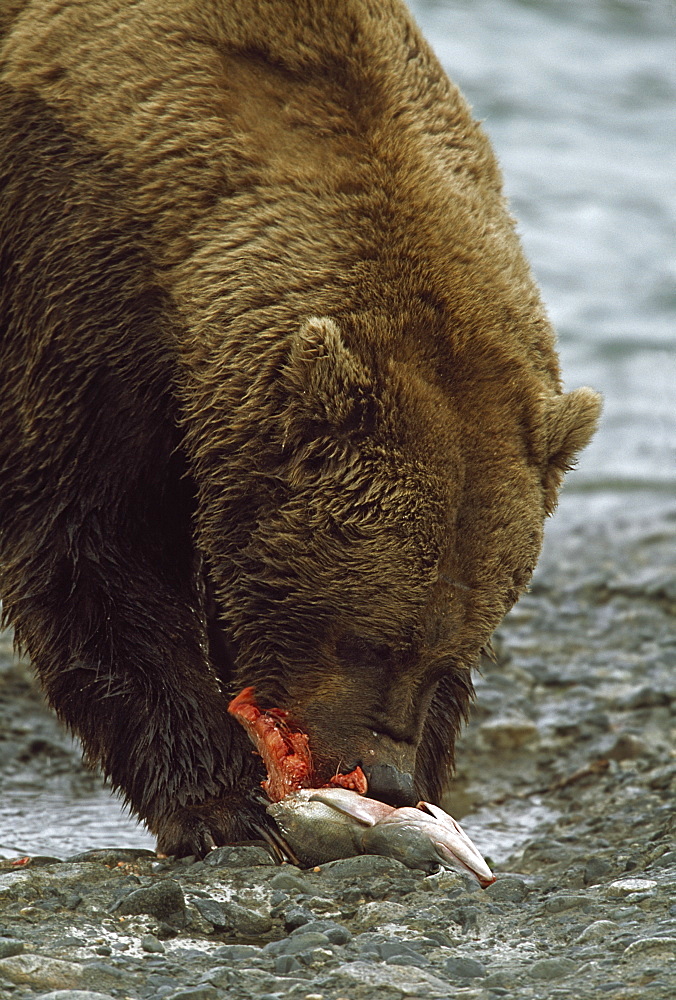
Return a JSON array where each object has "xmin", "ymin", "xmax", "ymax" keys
[{"xmin": 359, "ymin": 762, "xmax": 416, "ymax": 808}]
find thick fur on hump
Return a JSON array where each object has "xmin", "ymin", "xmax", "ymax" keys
[{"xmin": 0, "ymin": 0, "xmax": 600, "ymax": 855}]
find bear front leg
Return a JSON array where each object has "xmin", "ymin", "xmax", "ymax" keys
[{"xmin": 1, "ymin": 506, "xmax": 273, "ymax": 858}]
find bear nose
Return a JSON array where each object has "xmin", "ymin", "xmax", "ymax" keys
[{"xmin": 361, "ymin": 763, "xmax": 416, "ymax": 808}]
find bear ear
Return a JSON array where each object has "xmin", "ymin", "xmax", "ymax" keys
[
  {"xmin": 542, "ymin": 387, "xmax": 602, "ymax": 514},
  {"xmin": 283, "ymin": 316, "xmax": 379, "ymax": 434}
]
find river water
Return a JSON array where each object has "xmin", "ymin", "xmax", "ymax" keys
[
  {"xmin": 413, "ymin": 0, "xmax": 676, "ymax": 517},
  {"xmin": 1, "ymin": 0, "xmax": 674, "ymax": 859}
]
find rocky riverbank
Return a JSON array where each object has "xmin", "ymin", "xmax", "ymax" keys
[{"xmin": 0, "ymin": 495, "xmax": 674, "ymax": 1000}]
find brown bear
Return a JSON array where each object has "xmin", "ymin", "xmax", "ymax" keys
[{"xmin": 0, "ymin": 0, "xmax": 601, "ymax": 858}]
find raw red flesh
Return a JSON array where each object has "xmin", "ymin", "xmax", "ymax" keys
[{"xmin": 228, "ymin": 686, "xmax": 367, "ymax": 801}]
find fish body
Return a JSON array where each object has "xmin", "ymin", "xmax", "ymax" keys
[{"xmin": 267, "ymin": 787, "xmax": 495, "ymax": 886}]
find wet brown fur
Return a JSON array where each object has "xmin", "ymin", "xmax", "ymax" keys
[{"xmin": 0, "ymin": 0, "xmax": 600, "ymax": 856}]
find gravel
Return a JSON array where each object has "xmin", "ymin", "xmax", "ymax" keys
[{"xmin": 0, "ymin": 501, "xmax": 674, "ymax": 1000}]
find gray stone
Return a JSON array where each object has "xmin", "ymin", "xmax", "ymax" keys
[
  {"xmin": 213, "ymin": 944, "xmax": 263, "ymax": 962},
  {"xmin": 527, "ymin": 957, "xmax": 577, "ymax": 980},
  {"xmin": 318, "ymin": 855, "xmax": 410, "ymax": 880},
  {"xmin": 0, "ymin": 937, "xmax": 24, "ymax": 959},
  {"xmin": 203, "ymin": 845, "xmax": 274, "ymax": 868},
  {"xmin": 618, "ymin": 685, "xmax": 671, "ymax": 710},
  {"xmin": 521, "ymin": 839, "xmax": 576, "ymax": 867},
  {"xmin": 385, "ymin": 953, "xmax": 430, "ymax": 968},
  {"xmin": 623, "ymin": 937, "xmax": 676, "ymax": 960},
  {"xmin": 576, "ymin": 919, "xmax": 619, "ymax": 943},
  {"xmin": 192, "ymin": 897, "xmax": 227, "ymax": 928},
  {"xmin": 34, "ymin": 994, "xmax": 115, "ymax": 1000},
  {"xmin": 332, "ymin": 960, "xmax": 465, "ymax": 996},
  {"xmin": 378, "ymin": 940, "xmax": 422, "ymax": 961},
  {"xmin": 0, "ymin": 955, "xmax": 84, "ymax": 990},
  {"xmin": 484, "ymin": 876, "xmax": 529, "ymax": 902},
  {"xmin": 220, "ymin": 900, "xmax": 272, "ymax": 936},
  {"xmin": 648, "ymin": 850, "xmax": 676, "ymax": 869},
  {"xmin": 584, "ymin": 857, "xmax": 613, "ymax": 885},
  {"xmin": 354, "ymin": 900, "xmax": 408, "ymax": 928},
  {"xmin": 293, "ymin": 920, "xmax": 351, "ymax": 945},
  {"xmin": 277, "ymin": 931, "xmax": 330, "ymax": 956},
  {"xmin": 282, "ymin": 905, "xmax": 313, "ymax": 929},
  {"xmin": 140, "ymin": 934, "xmax": 165, "ymax": 954},
  {"xmin": 444, "ymin": 956, "xmax": 486, "ymax": 978},
  {"xmin": 606, "ymin": 878, "xmax": 658, "ymax": 897},
  {"xmin": 274, "ymin": 954, "xmax": 302, "ymax": 975},
  {"xmin": 544, "ymin": 893, "xmax": 592, "ymax": 913},
  {"xmin": 115, "ymin": 879, "xmax": 186, "ymax": 923},
  {"xmin": 268, "ymin": 871, "xmax": 309, "ymax": 894},
  {"xmin": 168, "ymin": 989, "xmax": 218, "ymax": 1000}
]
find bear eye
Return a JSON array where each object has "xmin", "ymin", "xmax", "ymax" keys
[{"xmin": 336, "ymin": 635, "xmax": 392, "ymax": 667}]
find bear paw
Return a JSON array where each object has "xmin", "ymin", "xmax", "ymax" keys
[{"xmin": 153, "ymin": 796, "xmax": 289, "ymax": 861}]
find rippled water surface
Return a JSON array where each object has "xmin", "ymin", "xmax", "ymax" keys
[
  {"xmin": 0, "ymin": 790, "xmax": 154, "ymax": 860},
  {"xmin": 410, "ymin": 0, "xmax": 675, "ymax": 509},
  {"xmin": 1, "ymin": 0, "xmax": 674, "ymax": 859}
]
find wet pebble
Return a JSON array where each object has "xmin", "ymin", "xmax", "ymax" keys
[
  {"xmin": 527, "ymin": 957, "xmax": 577, "ymax": 980},
  {"xmin": 576, "ymin": 919, "xmax": 620, "ymax": 942},
  {"xmin": 34, "ymin": 994, "xmax": 116, "ymax": 1000},
  {"xmin": 484, "ymin": 875, "xmax": 530, "ymax": 902},
  {"xmin": 114, "ymin": 879, "xmax": 186, "ymax": 923},
  {"xmin": 444, "ymin": 955, "xmax": 487, "ymax": 978},
  {"xmin": 0, "ymin": 936, "xmax": 24, "ymax": 958}
]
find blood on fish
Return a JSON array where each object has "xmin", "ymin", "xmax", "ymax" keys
[{"xmin": 228, "ymin": 685, "xmax": 367, "ymax": 801}]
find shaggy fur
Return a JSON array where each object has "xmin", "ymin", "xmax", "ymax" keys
[{"xmin": 0, "ymin": 0, "xmax": 600, "ymax": 856}]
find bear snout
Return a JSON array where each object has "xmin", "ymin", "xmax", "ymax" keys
[{"xmin": 359, "ymin": 763, "xmax": 416, "ymax": 808}]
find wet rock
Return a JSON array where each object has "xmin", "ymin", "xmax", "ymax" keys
[
  {"xmin": 114, "ymin": 879, "xmax": 186, "ymax": 924},
  {"xmin": 212, "ymin": 943, "xmax": 263, "ymax": 962},
  {"xmin": 605, "ymin": 878, "xmax": 658, "ymax": 897},
  {"xmin": 329, "ymin": 960, "xmax": 464, "ymax": 996},
  {"xmin": 0, "ymin": 937, "xmax": 24, "ymax": 958},
  {"xmin": 484, "ymin": 875, "xmax": 529, "ymax": 902},
  {"xmin": 576, "ymin": 919, "xmax": 619, "ymax": 942},
  {"xmin": 67, "ymin": 849, "xmax": 155, "ymax": 864},
  {"xmin": 34, "ymin": 993, "xmax": 116, "ymax": 1000},
  {"xmin": 444, "ymin": 955, "xmax": 487, "ymax": 978},
  {"xmin": 191, "ymin": 896, "xmax": 226, "ymax": 928},
  {"xmin": 353, "ymin": 900, "xmax": 408, "ymax": 929},
  {"xmin": 623, "ymin": 937, "xmax": 676, "ymax": 960},
  {"xmin": 527, "ymin": 957, "xmax": 577, "ymax": 980},
  {"xmin": 0, "ymin": 955, "xmax": 84, "ymax": 989},
  {"xmin": 292, "ymin": 920, "xmax": 351, "ymax": 945},
  {"xmin": 520, "ymin": 839, "xmax": 578, "ymax": 869},
  {"xmin": 277, "ymin": 931, "xmax": 331, "ymax": 956},
  {"xmin": 169, "ymin": 988, "xmax": 218, "ymax": 1000},
  {"xmin": 226, "ymin": 901, "xmax": 273, "ymax": 935},
  {"xmin": 202, "ymin": 845, "xmax": 275, "ymax": 868},
  {"xmin": 648, "ymin": 763, "xmax": 676, "ymax": 790},
  {"xmin": 268, "ymin": 870, "xmax": 309, "ymax": 893},
  {"xmin": 616, "ymin": 685, "xmax": 672, "ymax": 710},
  {"xmin": 318, "ymin": 854, "xmax": 411, "ymax": 880},
  {"xmin": 584, "ymin": 857, "xmax": 613, "ymax": 885},
  {"xmin": 544, "ymin": 892, "xmax": 592, "ymax": 913},
  {"xmin": 605, "ymin": 732, "xmax": 649, "ymax": 760},
  {"xmin": 479, "ymin": 716, "xmax": 539, "ymax": 750},
  {"xmin": 281, "ymin": 905, "xmax": 314, "ymax": 930},
  {"xmin": 140, "ymin": 934, "xmax": 165, "ymax": 954}
]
